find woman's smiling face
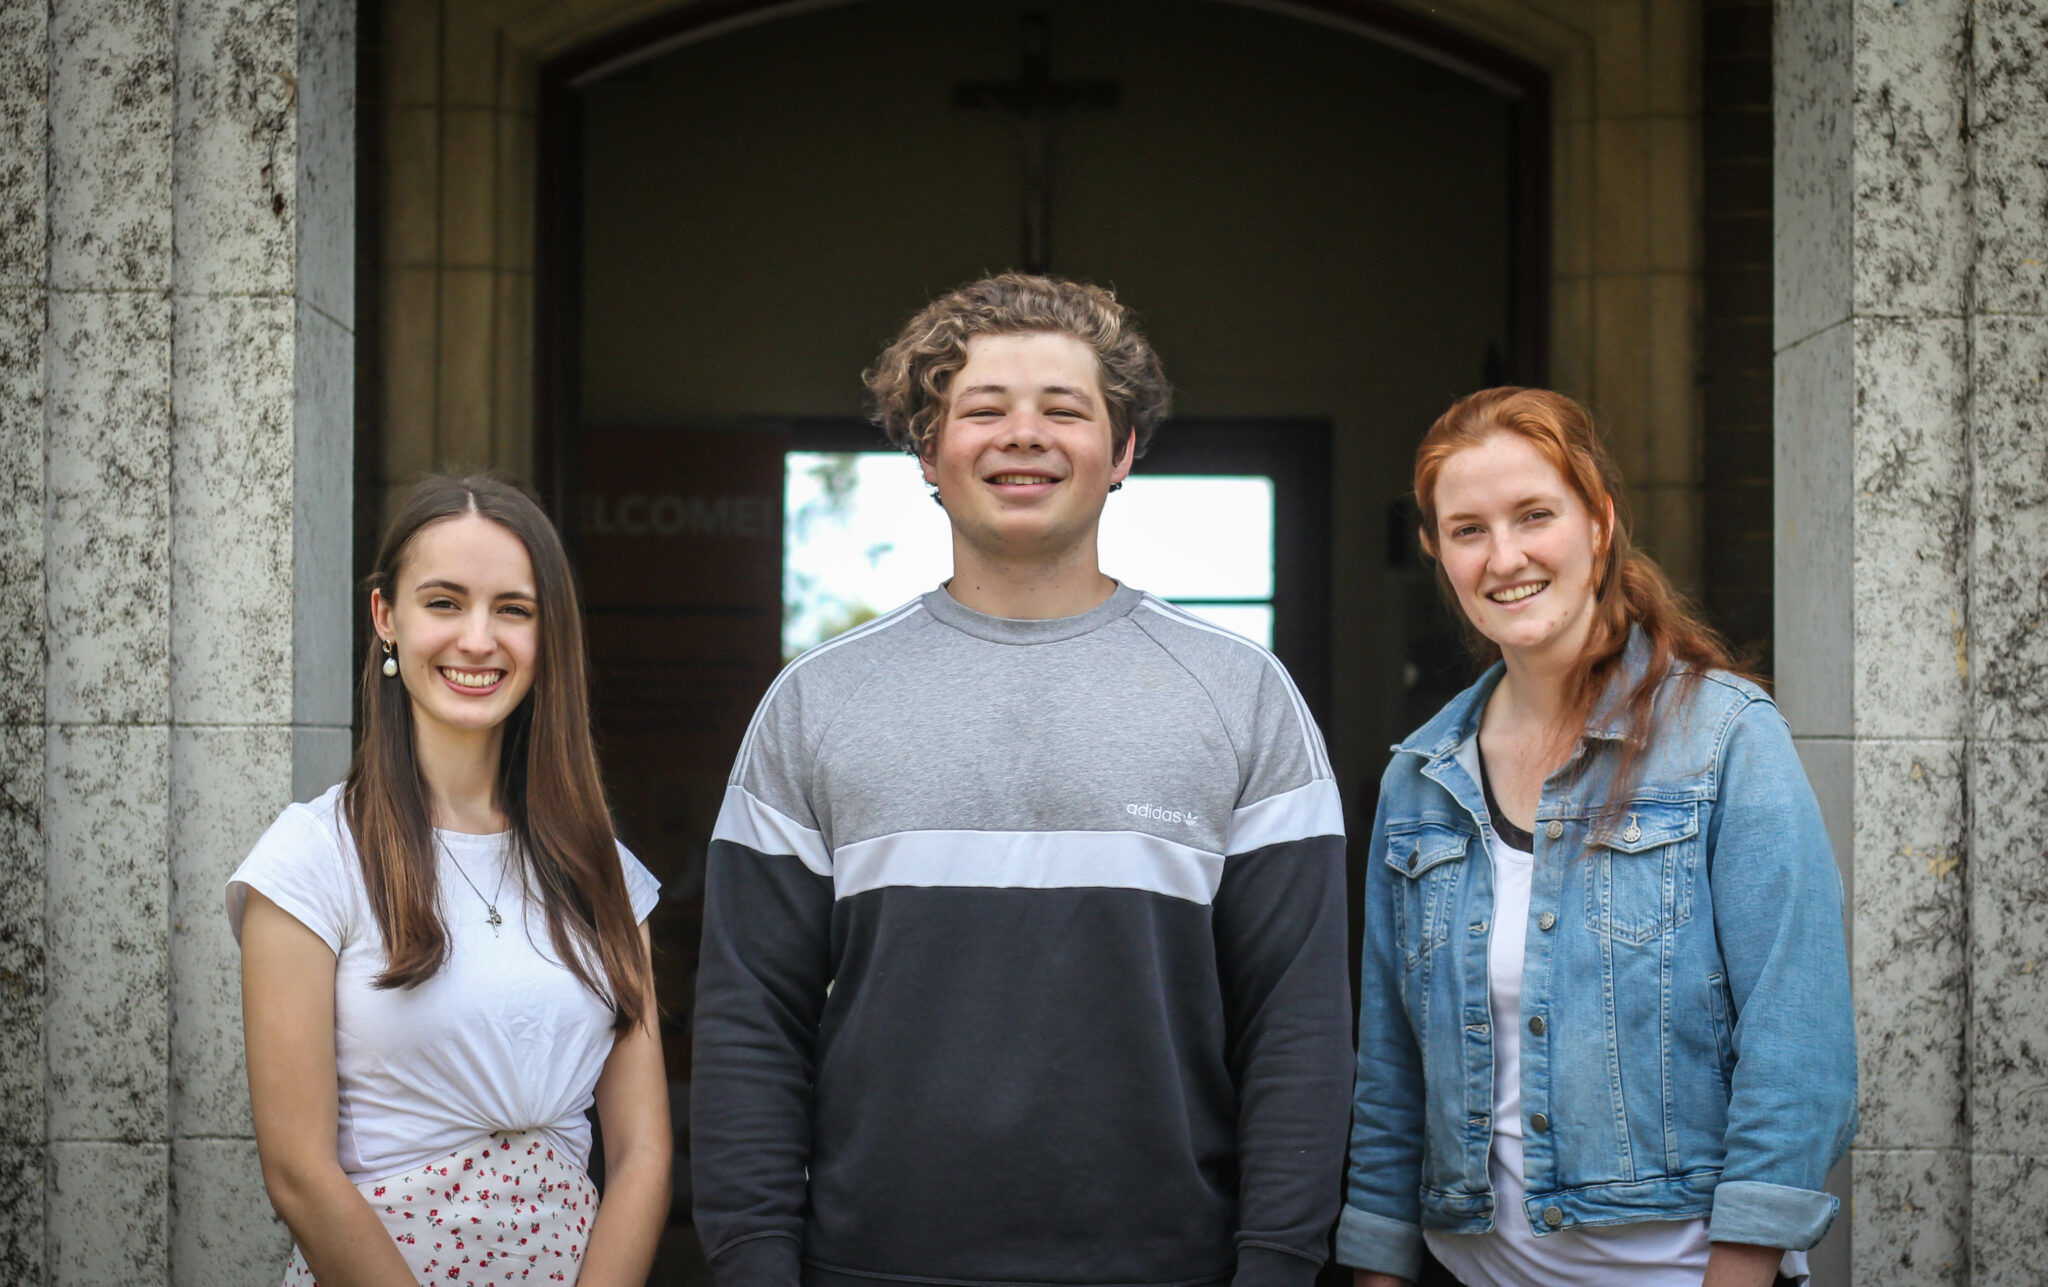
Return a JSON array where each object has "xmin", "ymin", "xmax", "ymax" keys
[
  {"xmin": 371, "ymin": 513, "xmax": 541, "ymax": 741},
  {"xmin": 1429, "ymin": 430, "xmax": 1609, "ymax": 667}
]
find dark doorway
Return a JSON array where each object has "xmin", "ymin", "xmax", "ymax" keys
[{"xmin": 536, "ymin": 2, "xmax": 1545, "ymax": 1277}]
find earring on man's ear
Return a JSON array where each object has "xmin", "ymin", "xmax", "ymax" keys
[
  {"xmin": 928, "ymin": 486, "xmax": 944, "ymax": 508},
  {"xmin": 381, "ymin": 639, "xmax": 398, "ymax": 677},
  {"xmin": 1108, "ymin": 482, "xmax": 1123, "ymax": 493}
]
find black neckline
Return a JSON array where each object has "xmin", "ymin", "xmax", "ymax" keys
[{"xmin": 1476, "ymin": 743, "xmax": 1537, "ymax": 852}]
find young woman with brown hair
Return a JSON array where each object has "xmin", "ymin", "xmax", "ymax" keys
[
  {"xmin": 230, "ymin": 475, "xmax": 669, "ymax": 1285},
  {"xmin": 1337, "ymin": 389, "xmax": 1855, "ymax": 1287}
]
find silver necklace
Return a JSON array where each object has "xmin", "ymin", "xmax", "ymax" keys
[{"xmin": 437, "ymin": 833, "xmax": 507, "ymax": 934}]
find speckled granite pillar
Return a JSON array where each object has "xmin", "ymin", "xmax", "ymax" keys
[
  {"xmin": 1777, "ymin": 1, "xmax": 2048, "ymax": 1283},
  {"xmin": 1, "ymin": 0, "xmax": 354, "ymax": 1281},
  {"xmin": 1962, "ymin": 5, "xmax": 2048, "ymax": 1284},
  {"xmin": 0, "ymin": 0, "xmax": 49, "ymax": 1280}
]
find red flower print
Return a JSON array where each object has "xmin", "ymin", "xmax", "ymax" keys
[{"xmin": 334, "ymin": 1129, "xmax": 595, "ymax": 1283}]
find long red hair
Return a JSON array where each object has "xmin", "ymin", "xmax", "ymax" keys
[
  {"xmin": 346, "ymin": 475, "xmax": 650, "ymax": 1031},
  {"xmin": 1414, "ymin": 388, "xmax": 1755, "ymax": 826}
]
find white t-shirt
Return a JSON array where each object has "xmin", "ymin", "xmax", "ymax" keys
[
  {"xmin": 1427, "ymin": 823, "xmax": 1808, "ymax": 1287},
  {"xmin": 226, "ymin": 784, "xmax": 660, "ymax": 1184}
]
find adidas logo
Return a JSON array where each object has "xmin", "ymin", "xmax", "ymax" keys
[{"xmin": 1126, "ymin": 802, "xmax": 1201, "ymax": 826}]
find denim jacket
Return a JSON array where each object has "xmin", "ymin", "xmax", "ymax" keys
[{"xmin": 1337, "ymin": 633, "xmax": 1856, "ymax": 1279}]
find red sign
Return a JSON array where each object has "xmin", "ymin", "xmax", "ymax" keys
[{"xmin": 576, "ymin": 426, "xmax": 789, "ymax": 1077}]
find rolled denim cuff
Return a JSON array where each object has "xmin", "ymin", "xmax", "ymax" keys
[
  {"xmin": 1333, "ymin": 1204, "xmax": 1424, "ymax": 1279},
  {"xmin": 1708, "ymin": 1179, "xmax": 1840, "ymax": 1251}
]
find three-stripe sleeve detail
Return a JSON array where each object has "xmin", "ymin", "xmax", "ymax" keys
[
  {"xmin": 729, "ymin": 598, "xmax": 926, "ymax": 783},
  {"xmin": 1137, "ymin": 597, "xmax": 1333, "ymax": 779}
]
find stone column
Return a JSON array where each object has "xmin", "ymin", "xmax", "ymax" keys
[
  {"xmin": 0, "ymin": 0, "xmax": 51, "ymax": 1280},
  {"xmin": 1776, "ymin": 1, "xmax": 2048, "ymax": 1283},
  {"xmin": 0, "ymin": 0, "xmax": 355, "ymax": 1282},
  {"xmin": 1959, "ymin": 2, "xmax": 2048, "ymax": 1278}
]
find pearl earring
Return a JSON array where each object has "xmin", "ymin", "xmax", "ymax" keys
[{"xmin": 381, "ymin": 640, "xmax": 398, "ymax": 677}]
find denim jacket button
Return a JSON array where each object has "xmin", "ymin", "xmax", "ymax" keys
[
  {"xmin": 1542, "ymin": 1206, "xmax": 1564, "ymax": 1228},
  {"xmin": 1529, "ymin": 1015, "xmax": 1546, "ymax": 1036},
  {"xmin": 1545, "ymin": 820, "xmax": 1564, "ymax": 841},
  {"xmin": 1530, "ymin": 1112, "xmax": 1550, "ymax": 1132},
  {"xmin": 1537, "ymin": 911, "xmax": 1557, "ymax": 931}
]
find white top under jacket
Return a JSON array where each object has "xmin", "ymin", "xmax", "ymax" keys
[{"xmin": 1425, "ymin": 824, "xmax": 1808, "ymax": 1287}]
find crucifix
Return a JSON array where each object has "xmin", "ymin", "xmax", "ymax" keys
[{"xmin": 953, "ymin": 12, "xmax": 1120, "ymax": 274}]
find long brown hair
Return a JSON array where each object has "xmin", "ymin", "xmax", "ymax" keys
[
  {"xmin": 1414, "ymin": 388, "xmax": 1755, "ymax": 826},
  {"xmin": 345, "ymin": 474, "xmax": 650, "ymax": 1031}
]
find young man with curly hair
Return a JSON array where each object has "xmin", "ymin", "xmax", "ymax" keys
[{"xmin": 691, "ymin": 274, "xmax": 1351, "ymax": 1287}]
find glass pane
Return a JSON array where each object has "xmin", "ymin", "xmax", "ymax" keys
[
  {"xmin": 784, "ymin": 453, "xmax": 950, "ymax": 657},
  {"xmin": 783, "ymin": 457, "xmax": 1279, "ymax": 655},
  {"xmin": 1099, "ymin": 476, "xmax": 1274, "ymax": 600},
  {"xmin": 1170, "ymin": 603, "xmax": 1274, "ymax": 648}
]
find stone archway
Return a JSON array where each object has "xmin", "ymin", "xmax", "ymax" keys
[{"xmin": 368, "ymin": 0, "xmax": 1706, "ymax": 591}]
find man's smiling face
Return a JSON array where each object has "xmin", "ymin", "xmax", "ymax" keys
[{"xmin": 922, "ymin": 331, "xmax": 1133, "ymax": 567}]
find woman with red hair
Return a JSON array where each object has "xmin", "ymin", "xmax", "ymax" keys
[{"xmin": 1337, "ymin": 389, "xmax": 1855, "ymax": 1287}]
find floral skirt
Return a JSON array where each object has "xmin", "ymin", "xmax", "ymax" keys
[{"xmin": 284, "ymin": 1128, "xmax": 598, "ymax": 1285}]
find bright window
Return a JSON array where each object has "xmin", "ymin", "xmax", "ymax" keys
[{"xmin": 784, "ymin": 452, "xmax": 1276, "ymax": 657}]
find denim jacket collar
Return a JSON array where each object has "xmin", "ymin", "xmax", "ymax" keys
[{"xmin": 1392, "ymin": 627, "xmax": 1658, "ymax": 763}]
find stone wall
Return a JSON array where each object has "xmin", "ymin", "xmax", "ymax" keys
[
  {"xmin": 1776, "ymin": 1, "xmax": 2048, "ymax": 1283},
  {"xmin": 370, "ymin": 0, "xmax": 541, "ymax": 518},
  {"xmin": 0, "ymin": 0, "xmax": 49, "ymax": 1276},
  {"xmin": 0, "ymin": 0, "xmax": 356, "ymax": 1281}
]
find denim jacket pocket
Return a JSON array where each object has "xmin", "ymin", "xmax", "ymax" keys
[
  {"xmin": 1705, "ymin": 970, "xmax": 1736, "ymax": 1090},
  {"xmin": 1385, "ymin": 821, "xmax": 1471, "ymax": 968},
  {"xmin": 1582, "ymin": 800, "xmax": 1700, "ymax": 945}
]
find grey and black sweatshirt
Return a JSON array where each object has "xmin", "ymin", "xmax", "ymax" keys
[{"xmin": 691, "ymin": 584, "xmax": 1352, "ymax": 1287}]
